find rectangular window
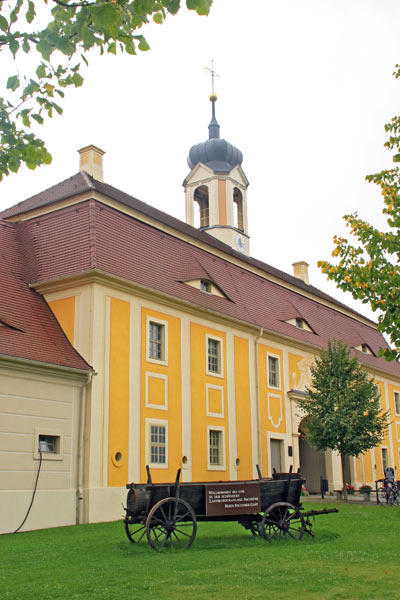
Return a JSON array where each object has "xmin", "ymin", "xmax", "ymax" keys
[
  {"xmin": 208, "ymin": 338, "xmax": 221, "ymax": 374},
  {"xmin": 34, "ymin": 428, "xmax": 64, "ymax": 461},
  {"xmin": 150, "ymin": 425, "xmax": 167, "ymax": 465},
  {"xmin": 38, "ymin": 435, "xmax": 58, "ymax": 454},
  {"xmin": 382, "ymin": 448, "xmax": 389, "ymax": 472},
  {"xmin": 268, "ymin": 356, "xmax": 280, "ymax": 388},
  {"xmin": 394, "ymin": 392, "xmax": 400, "ymax": 415},
  {"xmin": 201, "ymin": 280, "xmax": 211, "ymax": 293},
  {"xmin": 209, "ymin": 429, "xmax": 222, "ymax": 466},
  {"xmin": 295, "ymin": 318, "xmax": 304, "ymax": 329},
  {"xmin": 149, "ymin": 322, "xmax": 163, "ymax": 360}
]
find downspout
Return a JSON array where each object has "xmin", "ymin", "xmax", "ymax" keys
[
  {"xmin": 77, "ymin": 372, "xmax": 93, "ymax": 525},
  {"xmin": 254, "ymin": 328, "xmax": 264, "ymax": 473}
]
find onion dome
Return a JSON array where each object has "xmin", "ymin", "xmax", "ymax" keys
[{"xmin": 187, "ymin": 94, "xmax": 243, "ymax": 173}]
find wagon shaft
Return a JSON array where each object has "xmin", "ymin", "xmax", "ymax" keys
[{"xmin": 301, "ymin": 507, "xmax": 339, "ymax": 518}]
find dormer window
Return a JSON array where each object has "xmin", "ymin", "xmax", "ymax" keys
[
  {"xmin": 285, "ymin": 317, "xmax": 313, "ymax": 333},
  {"xmin": 183, "ymin": 279, "xmax": 227, "ymax": 299},
  {"xmin": 356, "ymin": 344, "xmax": 374, "ymax": 356},
  {"xmin": 201, "ymin": 280, "xmax": 211, "ymax": 293}
]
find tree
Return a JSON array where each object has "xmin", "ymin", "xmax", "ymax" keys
[
  {"xmin": 0, "ymin": 0, "xmax": 212, "ymax": 180},
  {"xmin": 296, "ymin": 341, "xmax": 388, "ymax": 502},
  {"xmin": 319, "ymin": 67, "xmax": 400, "ymax": 362}
]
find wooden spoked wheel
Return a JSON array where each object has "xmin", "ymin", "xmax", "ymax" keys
[
  {"xmin": 145, "ymin": 497, "xmax": 197, "ymax": 551},
  {"xmin": 124, "ymin": 519, "xmax": 147, "ymax": 544},
  {"xmin": 260, "ymin": 502, "xmax": 305, "ymax": 541}
]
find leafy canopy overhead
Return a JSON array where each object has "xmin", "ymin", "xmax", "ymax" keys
[
  {"xmin": 319, "ymin": 67, "xmax": 400, "ymax": 362},
  {"xmin": 0, "ymin": 0, "xmax": 212, "ymax": 180},
  {"xmin": 297, "ymin": 341, "xmax": 388, "ymax": 457}
]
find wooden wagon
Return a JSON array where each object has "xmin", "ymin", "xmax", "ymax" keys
[{"xmin": 123, "ymin": 466, "xmax": 338, "ymax": 551}]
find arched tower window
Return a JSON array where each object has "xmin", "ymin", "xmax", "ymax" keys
[
  {"xmin": 194, "ymin": 185, "xmax": 209, "ymax": 228},
  {"xmin": 233, "ymin": 187, "xmax": 244, "ymax": 231}
]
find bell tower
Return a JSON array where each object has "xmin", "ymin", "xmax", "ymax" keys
[{"xmin": 183, "ymin": 94, "xmax": 250, "ymax": 255}]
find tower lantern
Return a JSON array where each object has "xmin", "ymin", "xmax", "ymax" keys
[{"xmin": 183, "ymin": 93, "xmax": 250, "ymax": 255}]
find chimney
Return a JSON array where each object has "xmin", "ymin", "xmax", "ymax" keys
[
  {"xmin": 292, "ymin": 261, "xmax": 309, "ymax": 285},
  {"xmin": 78, "ymin": 145, "xmax": 105, "ymax": 182}
]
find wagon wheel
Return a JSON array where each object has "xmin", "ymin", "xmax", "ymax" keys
[
  {"xmin": 260, "ymin": 502, "xmax": 305, "ymax": 541},
  {"xmin": 124, "ymin": 519, "xmax": 147, "ymax": 544},
  {"xmin": 145, "ymin": 497, "xmax": 197, "ymax": 551}
]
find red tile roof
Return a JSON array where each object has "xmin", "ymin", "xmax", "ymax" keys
[
  {"xmin": 0, "ymin": 172, "xmax": 377, "ymax": 323},
  {"xmin": 0, "ymin": 220, "xmax": 92, "ymax": 372},
  {"xmin": 9, "ymin": 196, "xmax": 400, "ymax": 379}
]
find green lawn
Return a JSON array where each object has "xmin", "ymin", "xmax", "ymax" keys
[{"xmin": 1, "ymin": 501, "xmax": 400, "ymax": 599}]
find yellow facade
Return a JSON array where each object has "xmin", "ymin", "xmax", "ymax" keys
[
  {"xmin": 108, "ymin": 298, "xmax": 130, "ymax": 486},
  {"xmin": 35, "ymin": 273, "xmax": 400, "ymax": 529},
  {"xmin": 48, "ymin": 297, "xmax": 75, "ymax": 344},
  {"xmin": 233, "ymin": 336, "xmax": 253, "ymax": 480},
  {"xmin": 140, "ymin": 307, "xmax": 182, "ymax": 483}
]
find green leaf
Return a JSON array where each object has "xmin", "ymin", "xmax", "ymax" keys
[
  {"xmin": 26, "ymin": 1, "xmax": 36, "ymax": 24},
  {"xmin": 52, "ymin": 102, "xmax": 63, "ymax": 115},
  {"xmin": 31, "ymin": 114, "xmax": 44, "ymax": 124},
  {"xmin": 153, "ymin": 12, "xmax": 164, "ymax": 24},
  {"xmin": 135, "ymin": 35, "xmax": 150, "ymax": 51},
  {"xmin": 36, "ymin": 64, "xmax": 46, "ymax": 79},
  {"xmin": 6, "ymin": 75, "xmax": 20, "ymax": 91},
  {"xmin": 186, "ymin": 0, "xmax": 212, "ymax": 16},
  {"xmin": 9, "ymin": 38, "xmax": 20, "ymax": 57},
  {"xmin": 93, "ymin": 5, "xmax": 118, "ymax": 28},
  {"xmin": 107, "ymin": 42, "xmax": 117, "ymax": 55},
  {"xmin": 167, "ymin": 0, "xmax": 181, "ymax": 15},
  {"xmin": 36, "ymin": 38, "xmax": 53, "ymax": 61},
  {"xmin": 72, "ymin": 72, "xmax": 84, "ymax": 87},
  {"xmin": 0, "ymin": 15, "xmax": 8, "ymax": 32}
]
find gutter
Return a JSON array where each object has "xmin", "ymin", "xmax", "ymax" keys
[
  {"xmin": 77, "ymin": 371, "xmax": 93, "ymax": 525},
  {"xmin": 254, "ymin": 328, "xmax": 264, "ymax": 471}
]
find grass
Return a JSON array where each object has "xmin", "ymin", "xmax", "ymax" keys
[{"xmin": 1, "ymin": 501, "xmax": 400, "ymax": 599}]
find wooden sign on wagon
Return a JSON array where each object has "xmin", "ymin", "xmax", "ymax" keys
[{"xmin": 205, "ymin": 482, "xmax": 261, "ymax": 516}]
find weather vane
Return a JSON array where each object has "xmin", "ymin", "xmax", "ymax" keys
[{"xmin": 204, "ymin": 60, "xmax": 220, "ymax": 95}]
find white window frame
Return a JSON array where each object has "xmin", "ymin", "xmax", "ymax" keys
[
  {"xmin": 146, "ymin": 316, "xmax": 168, "ymax": 366},
  {"xmin": 206, "ymin": 384, "xmax": 224, "ymax": 418},
  {"xmin": 267, "ymin": 353, "xmax": 281, "ymax": 390},
  {"xmin": 33, "ymin": 428, "xmax": 64, "ymax": 461},
  {"xmin": 206, "ymin": 334, "xmax": 224, "ymax": 378},
  {"xmin": 145, "ymin": 418, "xmax": 168, "ymax": 469},
  {"xmin": 145, "ymin": 372, "xmax": 168, "ymax": 411},
  {"xmin": 394, "ymin": 391, "xmax": 400, "ymax": 416},
  {"xmin": 207, "ymin": 425, "xmax": 226, "ymax": 471}
]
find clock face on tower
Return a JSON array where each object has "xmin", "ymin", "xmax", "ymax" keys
[{"xmin": 235, "ymin": 234, "xmax": 246, "ymax": 252}]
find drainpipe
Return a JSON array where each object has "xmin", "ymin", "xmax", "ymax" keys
[
  {"xmin": 254, "ymin": 328, "xmax": 264, "ymax": 473},
  {"xmin": 77, "ymin": 372, "xmax": 93, "ymax": 525}
]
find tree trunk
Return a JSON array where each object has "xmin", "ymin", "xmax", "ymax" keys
[{"xmin": 340, "ymin": 452, "xmax": 348, "ymax": 502}]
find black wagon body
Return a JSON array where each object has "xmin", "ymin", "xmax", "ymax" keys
[{"xmin": 123, "ymin": 466, "xmax": 337, "ymax": 551}]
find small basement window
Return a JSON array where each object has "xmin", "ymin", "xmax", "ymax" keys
[
  {"xmin": 34, "ymin": 429, "xmax": 64, "ymax": 460},
  {"xmin": 39, "ymin": 435, "xmax": 59, "ymax": 453}
]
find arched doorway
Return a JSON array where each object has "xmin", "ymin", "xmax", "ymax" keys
[{"xmin": 298, "ymin": 418, "xmax": 326, "ymax": 493}]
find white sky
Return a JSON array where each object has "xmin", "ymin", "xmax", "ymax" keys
[{"xmin": 1, "ymin": 0, "xmax": 400, "ymax": 325}]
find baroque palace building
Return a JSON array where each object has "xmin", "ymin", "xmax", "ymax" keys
[{"xmin": 1, "ymin": 96, "xmax": 400, "ymax": 533}]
